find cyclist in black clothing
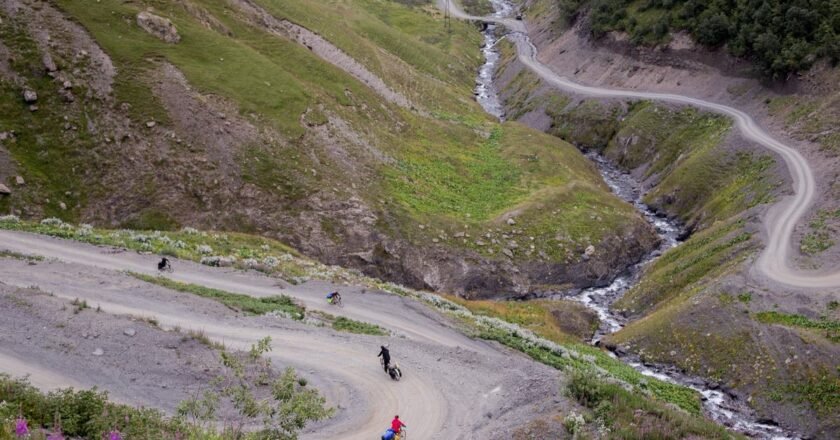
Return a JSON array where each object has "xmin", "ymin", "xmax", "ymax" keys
[
  {"xmin": 378, "ymin": 345, "xmax": 391, "ymax": 373},
  {"xmin": 158, "ymin": 257, "xmax": 171, "ymax": 272}
]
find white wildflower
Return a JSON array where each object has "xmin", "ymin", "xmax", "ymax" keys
[
  {"xmin": 40, "ymin": 217, "xmax": 64, "ymax": 226},
  {"xmin": 564, "ymin": 411, "xmax": 586, "ymax": 434},
  {"xmin": 0, "ymin": 214, "xmax": 20, "ymax": 223},
  {"xmin": 196, "ymin": 244, "xmax": 213, "ymax": 255},
  {"xmin": 181, "ymin": 227, "xmax": 199, "ymax": 235}
]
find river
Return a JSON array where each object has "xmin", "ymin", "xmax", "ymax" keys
[{"xmin": 474, "ymin": 2, "xmax": 798, "ymax": 438}]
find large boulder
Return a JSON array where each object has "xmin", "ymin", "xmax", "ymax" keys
[{"xmin": 136, "ymin": 12, "xmax": 181, "ymax": 44}]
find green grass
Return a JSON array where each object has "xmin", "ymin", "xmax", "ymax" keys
[
  {"xmin": 331, "ymin": 316, "xmax": 387, "ymax": 336},
  {"xmin": 0, "ymin": 249, "xmax": 43, "ymax": 261},
  {"xmin": 800, "ymin": 209, "xmax": 840, "ymax": 255},
  {"xmin": 755, "ymin": 311, "xmax": 840, "ymax": 343},
  {"xmin": 476, "ymin": 325, "xmax": 703, "ymax": 414},
  {"xmin": 129, "ymin": 272, "xmax": 305, "ymax": 318},
  {"xmin": 0, "ymin": 11, "xmax": 95, "ymax": 220},
  {"xmin": 785, "ymin": 373, "xmax": 840, "ymax": 415},
  {"xmin": 447, "ymin": 295, "xmax": 598, "ymax": 343},
  {"xmin": 567, "ymin": 373, "xmax": 742, "ymax": 439},
  {"xmin": 615, "ymin": 218, "xmax": 754, "ymax": 314},
  {"xmin": 386, "ymin": 127, "xmax": 523, "ymax": 220}
]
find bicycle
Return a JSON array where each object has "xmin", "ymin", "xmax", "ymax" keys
[
  {"xmin": 157, "ymin": 263, "xmax": 173, "ymax": 273},
  {"xmin": 327, "ymin": 292, "xmax": 343, "ymax": 307}
]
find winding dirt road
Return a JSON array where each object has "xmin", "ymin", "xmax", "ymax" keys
[
  {"xmin": 0, "ymin": 231, "xmax": 562, "ymax": 439},
  {"xmin": 440, "ymin": 0, "xmax": 840, "ymax": 289}
]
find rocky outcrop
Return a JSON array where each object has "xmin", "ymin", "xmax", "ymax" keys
[{"xmin": 136, "ymin": 12, "xmax": 181, "ymax": 44}]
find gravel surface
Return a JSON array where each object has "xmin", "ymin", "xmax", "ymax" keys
[{"xmin": 0, "ymin": 232, "xmax": 569, "ymax": 439}]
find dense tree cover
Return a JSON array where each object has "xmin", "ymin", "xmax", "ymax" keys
[{"xmin": 583, "ymin": 0, "xmax": 840, "ymax": 77}]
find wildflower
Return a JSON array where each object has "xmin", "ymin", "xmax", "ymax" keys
[
  {"xmin": 40, "ymin": 217, "xmax": 64, "ymax": 226},
  {"xmin": 172, "ymin": 240, "xmax": 187, "ymax": 249},
  {"xmin": 47, "ymin": 430, "xmax": 65, "ymax": 440},
  {"xmin": 180, "ymin": 227, "xmax": 198, "ymax": 235},
  {"xmin": 196, "ymin": 244, "xmax": 213, "ymax": 255},
  {"xmin": 14, "ymin": 417, "xmax": 29, "ymax": 437},
  {"xmin": 108, "ymin": 430, "xmax": 123, "ymax": 440},
  {"xmin": 0, "ymin": 214, "xmax": 20, "ymax": 223}
]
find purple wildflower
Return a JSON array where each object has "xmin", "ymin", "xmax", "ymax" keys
[
  {"xmin": 47, "ymin": 431, "xmax": 65, "ymax": 440},
  {"xmin": 108, "ymin": 430, "xmax": 123, "ymax": 440},
  {"xmin": 14, "ymin": 417, "xmax": 29, "ymax": 437}
]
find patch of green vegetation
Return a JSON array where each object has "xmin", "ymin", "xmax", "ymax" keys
[
  {"xmin": 386, "ymin": 127, "xmax": 523, "ymax": 220},
  {"xmin": 476, "ymin": 325, "xmax": 702, "ymax": 414},
  {"xmin": 547, "ymin": 99, "xmax": 621, "ymax": 150},
  {"xmin": 755, "ymin": 311, "xmax": 840, "ymax": 343},
  {"xmin": 785, "ymin": 372, "xmax": 840, "ymax": 415},
  {"xmin": 449, "ymin": 296, "xmax": 598, "ymax": 343},
  {"xmin": 0, "ymin": 11, "xmax": 95, "ymax": 220},
  {"xmin": 737, "ymin": 292, "xmax": 752, "ymax": 303},
  {"xmin": 828, "ymin": 300, "xmax": 839, "ymax": 311},
  {"xmin": 800, "ymin": 209, "xmax": 840, "ymax": 255},
  {"xmin": 615, "ymin": 218, "xmax": 754, "ymax": 314},
  {"xmin": 70, "ymin": 297, "xmax": 90, "ymax": 314},
  {"xmin": 331, "ymin": 316, "xmax": 387, "ymax": 336},
  {"xmin": 129, "ymin": 272, "xmax": 305, "ymax": 318},
  {"xmin": 0, "ymin": 374, "xmax": 192, "ymax": 439},
  {"xmin": 0, "ymin": 249, "xmax": 43, "ymax": 261},
  {"xmin": 567, "ymin": 373, "xmax": 741, "ymax": 439},
  {"xmin": 251, "ymin": 0, "xmax": 483, "ymax": 114}
]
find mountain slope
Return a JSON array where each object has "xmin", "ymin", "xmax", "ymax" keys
[
  {"xmin": 0, "ymin": 0, "xmax": 657, "ymax": 298},
  {"xmin": 494, "ymin": 2, "xmax": 840, "ymax": 436}
]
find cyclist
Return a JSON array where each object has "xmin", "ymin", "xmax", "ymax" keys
[
  {"xmin": 378, "ymin": 345, "xmax": 391, "ymax": 373},
  {"xmin": 391, "ymin": 415, "xmax": 406, "ymax": 439},
  {"xmin": 326, "ymin": 291, "xmax": 341, "ymax": 305},
  {"xmin": 157, "ymin": 257, "xmax": 171, "ymax": 272}
]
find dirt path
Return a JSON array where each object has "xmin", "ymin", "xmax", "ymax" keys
[
  {"xmin": 440, "ymin": 0, "xmax": 840, "ymax": 290},
  {"xmin": 0, "ymin": 232, "xmax": 564, "ymax": 439}
]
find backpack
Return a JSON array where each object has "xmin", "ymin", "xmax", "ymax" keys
[{"xmin": 382, "ymin": 428, "xmax": 395, "ymax": 440}]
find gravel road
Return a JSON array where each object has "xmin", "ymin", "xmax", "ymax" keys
[{"xmin": 0, "ymin": 231, "xmax": 567, "ymax": 439}]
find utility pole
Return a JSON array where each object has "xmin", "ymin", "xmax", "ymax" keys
[{"xmin": 445, "ymin": 0, "xmax": 451, "ymax": 33}]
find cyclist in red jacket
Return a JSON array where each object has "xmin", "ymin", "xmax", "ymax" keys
[{"xmin": 391, "ymin": 415, "xmax": 406, "ymax": 436}]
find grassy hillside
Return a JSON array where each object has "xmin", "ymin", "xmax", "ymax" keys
[
  {"xmin": 494, "ymin": 39, "xmax": 839, "ymax": 437},
  {"xmin": 0, "ymin": 0, "xmax": 656, "ymax": 296}
]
